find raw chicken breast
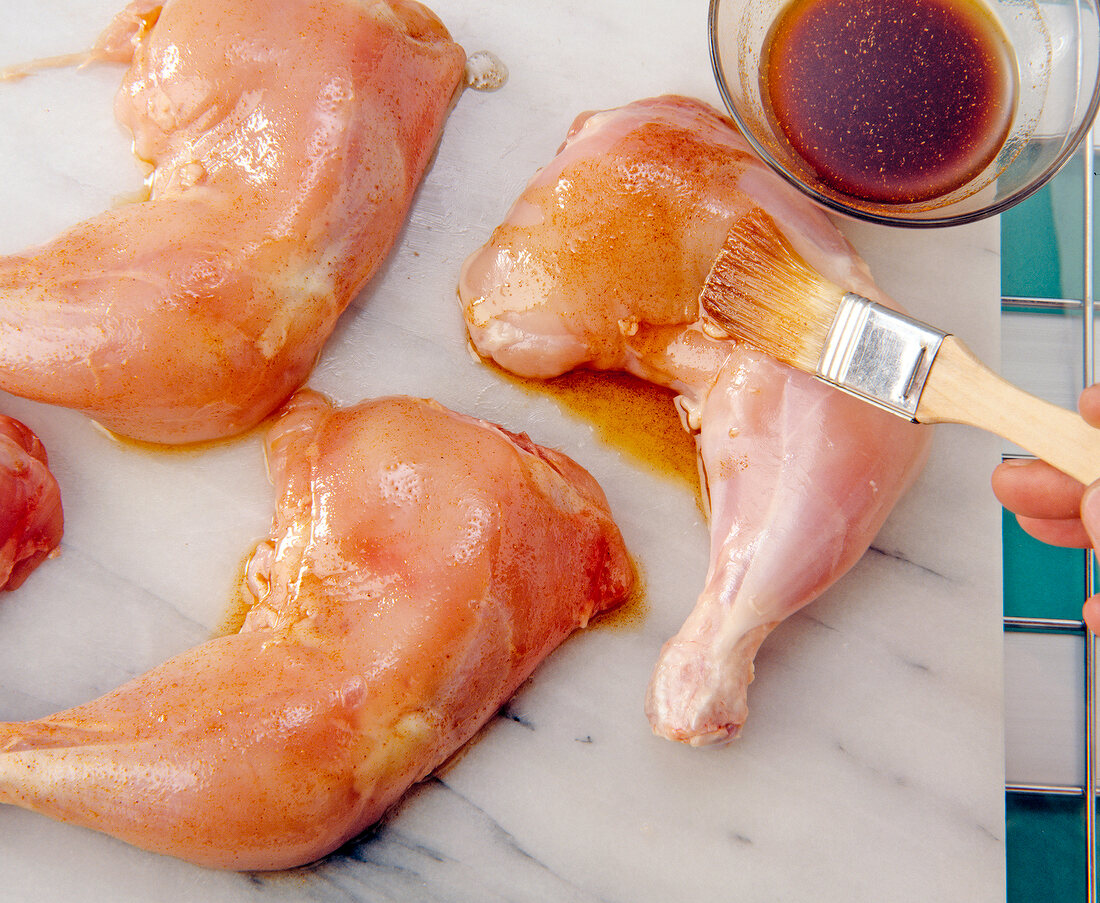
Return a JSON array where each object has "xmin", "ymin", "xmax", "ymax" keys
[
  {"xmin": 0, "ymin": 0, "xmax": 466, "ymax": 444},
  {"xmin": 0, "ymin": 390, "xmax": 633, "ymax": 870},
  {"xmin": 459, "ymin": 96, "xmax": 931, "ymax": 745},
  {"xmin": 0, "ymin": 416, "xmax": 63, "ymax": 591}
]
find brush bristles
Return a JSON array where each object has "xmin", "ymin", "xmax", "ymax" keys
[{"xmin": 700, "ymin": 208, "xmax": 847, "ymax": 374}]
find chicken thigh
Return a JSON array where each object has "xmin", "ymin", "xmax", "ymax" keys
[
  {"xmin": 0, "ymin": 390, "xmax": 633, "ymax": 869},
  {"xmin": 459, "ymin": 96, "xmax": 931, "ymax": 745},
  {"xmin": 0, "ymin": 0, "xmax": 466, "ymax": 443},
  {"xmin": 0, "ymin": 415, "xmax": 63, "ymax": 591}
]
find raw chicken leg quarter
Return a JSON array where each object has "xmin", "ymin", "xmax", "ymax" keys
[
  {"xmin": 0, "ymin": 390, "xmax": 634, "ymax": 869},
  {"xmin": 0, "ymin": 0, "xmax": 466, "ymax": 443},
  {"xmin": 459, "ymin": 95, "xmax": 932, "ymax": 745}
]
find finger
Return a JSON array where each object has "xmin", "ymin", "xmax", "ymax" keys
[
  {"xmin": 1083, "ymin": 595, "xmax": 1100, "ymax": 634},
  {"xmin": 1014, "ymin": 513, "xmax": 1092, "ymax": 548},
  {"xmin": 992, "ymin": 458, "xmax": 1085, "ymax": 519},
  {"xmin": 1080, "ymin": 384, "xmax": 1100, "ymax": 427}
]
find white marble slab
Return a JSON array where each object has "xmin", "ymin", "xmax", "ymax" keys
[{"xmin": 0, "ymin": 0, "xmax": 1005, "ymax": 900}]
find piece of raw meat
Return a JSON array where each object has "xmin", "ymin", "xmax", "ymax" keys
[
  {"xmin": 459, "ymin": 95, "xmax": 931, "ymax": 745},
  {"xmin": 0, "ymin": 0, "xmax": 466, "ymax": 443},
  {"xmin": 0, "ymin": 415, "xmax": 62, "ymax": 591},
  {"xmin": 0, "ymin": 390, "xmax": 633, "ymax": 868}
]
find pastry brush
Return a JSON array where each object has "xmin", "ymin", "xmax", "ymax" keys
[{"xmin": 699, "ymin": 207, "xmax": 1100, "ymax": 485}]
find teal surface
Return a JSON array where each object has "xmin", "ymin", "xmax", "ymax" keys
[
  {"xmin": 1002, "ymin": 183, "xmax": 1064, "ymax": 299},
  {"xmin": 1006, "ymin": 793, "xmax": 1089, "ymax": 901},
  {"xmin": 1001, "ymin": 160, "xmax": 1092, "ymax": 301},
  {"xmin": 1002, "ymin": 509, "xmax": 1086, "ymax": 621}
]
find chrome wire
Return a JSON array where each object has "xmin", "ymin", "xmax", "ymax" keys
[
  {"xmin": 1083, "ymin": 118, "xmax": 1096, "ymax": 903},
  {"xmin": 1008, "ymin": 782, "xmax": 1097, "ymax": 796},
  {"xmin": 1002, "ymin": 296, "xmax": 1087, "ymax": 311},
  {"xmin": 1004, "ymin": 615, "xmax": 1087, "ymax": 634}
]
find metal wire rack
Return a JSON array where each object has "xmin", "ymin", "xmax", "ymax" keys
[{"xmin": 1002, "ymin": 129, "xmax": 1097, "ymax": 901}]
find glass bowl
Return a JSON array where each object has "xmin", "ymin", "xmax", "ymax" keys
[{"xmin": 708, "ymin": 0, "xmax": 1100, "ymax": 227}]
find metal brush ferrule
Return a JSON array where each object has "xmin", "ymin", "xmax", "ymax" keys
[{"xmin": 817, "ymin": 293, "xmax": 946, "ymax": 420}]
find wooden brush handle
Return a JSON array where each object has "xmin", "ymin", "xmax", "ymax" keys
[{"xmin": 916, "ymin": 335, "xmax": 1100, "ymax": 485}]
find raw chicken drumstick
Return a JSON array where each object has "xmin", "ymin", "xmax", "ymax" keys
[
  {"xmin": 0, "ymin": 415, "xmax": 63, "ymax": 591},
  {"xmin": 0, "ymin": 0, "xmax": 466, "ymax": 443},
  {"xmin": 459, "ymin": 96, "xmax": 931, "ymax": 745},
  {"xmin": 0, "ymin": 390, "xmax": 633, "ymax": 869}
]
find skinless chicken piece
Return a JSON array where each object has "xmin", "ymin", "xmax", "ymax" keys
[
  {"xmin": 459, "ymin": 96, "xmax": 931, "ymax": 745},
  {"xmin": 0, "ymin": 0, "xmax": 466, "ymax": 444},
  {"xmin": 0, "ymin": 390, "xmax": 633, "ymax": 869},
  {"xmin": 0, "ymin": 416, "xmax": 63, "ymax": 591}
]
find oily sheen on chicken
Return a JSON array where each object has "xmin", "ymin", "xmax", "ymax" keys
[
  {"xmin": 459, "ymin": 96, "xmax": 931, "ymax": 746},
  {"xmin": 0, "ymin": 0, "xmax": 465, "ymax": 443},
  {"xmin": 0, "ymin": 416, "xmax": 62, "ymax": 591},
  {"xmin": 0, "ymin": 390, "xmax": 633, "ymax": 869}
]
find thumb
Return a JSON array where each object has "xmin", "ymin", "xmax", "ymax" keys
[{"xmin": 1081, "ymin": 482, "xmax": 1100, "ymax": 549}]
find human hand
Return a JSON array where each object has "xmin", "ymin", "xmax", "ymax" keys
[{"xmin": 992, "ymin": 383, "xmax": 1100, "ymax": 632}]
